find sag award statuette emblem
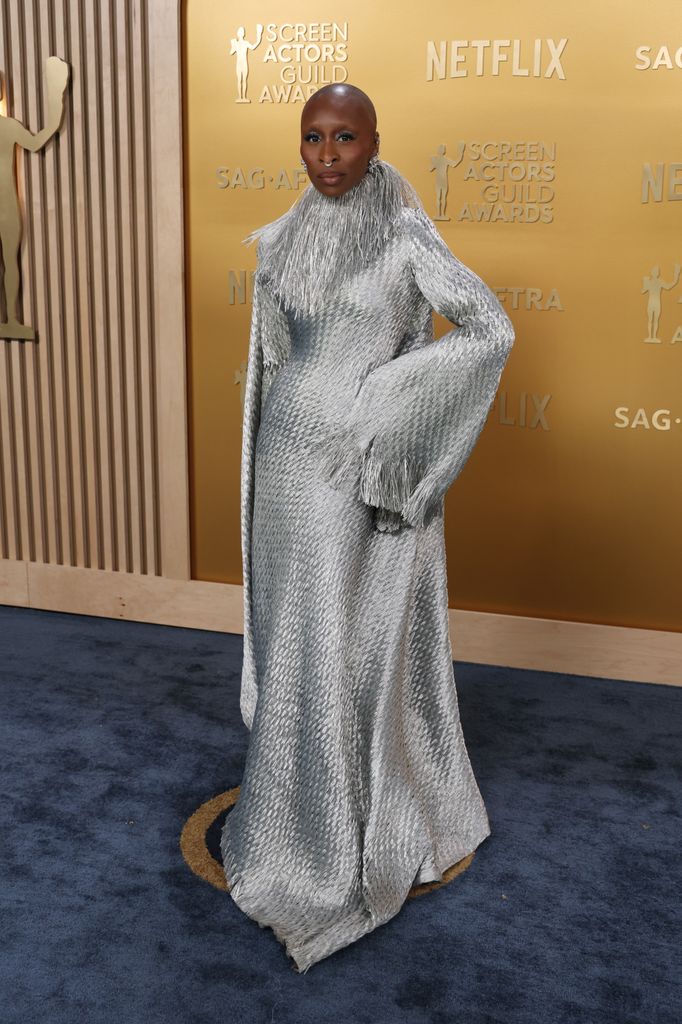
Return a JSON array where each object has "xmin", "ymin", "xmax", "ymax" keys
[
  {"xmin": 0, "ymin": 55, "xmax": 69, "ymax": 341},
  {"xmin": 429, "ymin": 142, "xmax": 464, "ymax": 221},
  {"xmin": 230, "ymin": 24, "xmax": 263, "ymax": 103}
]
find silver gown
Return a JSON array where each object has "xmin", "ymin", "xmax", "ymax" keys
[{"xmin": 220, "ymin": 172, "xmax": 515, "ymax": 972}]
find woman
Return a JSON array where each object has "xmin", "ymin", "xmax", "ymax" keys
[{"xmin": 221, "ymin": 83, "xmax": 515, "ymax": 973}]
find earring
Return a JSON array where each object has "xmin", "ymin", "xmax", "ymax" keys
[
  {"xmin": 367, "ymin": 152, "xmax": 380, "ymax": 173},
  {"xmin": 300, "ymin": 157, "xmax": 308, "ymax": 174}
]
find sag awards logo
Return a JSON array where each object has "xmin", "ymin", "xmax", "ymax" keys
[
  {"xmin": 614, "ymin": 261, "xmax": 682, "ymax": 434},
  {"xmin": 0, "ymin": 56, "xmax": 69, "ymax": 340},
  {"xmin": 635, "ymin": 43, "xmax": 682, "ymax": 70},
  {"xmin": 428, "ymin": 140, "xmax": 556, "ymax": 223},
  {"xmin": 216, "ymin": 164, "xmax": 306, "ymax": 190},
  {"xmin": 229, "ymin": 22, "xmax": 349, "ymax": 103},
  {"xmin": 216, "ymin": 141, "xmax": 557, "ymax": 225},
  {"xmin": 642, "ymin": 263, "xmax": 682, "ymax": 344},
  {"xmin": 614, "ymin": 406, "xmax": 682, "ymax": 430}
]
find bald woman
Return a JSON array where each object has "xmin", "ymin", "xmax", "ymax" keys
[{"xmin": 220, "ymin": 83, "xmax": 515, "ymax": 973}]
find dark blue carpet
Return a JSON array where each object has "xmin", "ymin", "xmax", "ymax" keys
[{"xmin": 1, "ymin": 605, "xmax": 679, "ymax": 1024}]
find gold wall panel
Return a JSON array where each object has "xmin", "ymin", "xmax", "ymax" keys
[{"xmin": 185, "ymin": 1, "xmax": 681, "ymax": 631}]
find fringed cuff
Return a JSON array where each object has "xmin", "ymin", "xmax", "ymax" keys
[
  {"xmin": 316, "ymin": 425, "xmax": 431, "ymax": 529},
  {"xmin": 316, "ymin": 426, "xmax": 365, "ymax": 499},
  {"xmin": 359, "ymin": 446, "xmax": 422, "ymax": 513},
  {"xmin": 400, "ymin": 477, "xmax": 438, "ymax": 528}
]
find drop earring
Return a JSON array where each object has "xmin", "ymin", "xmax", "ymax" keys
[{"xmin": 300, "ymin": 157, "xmax": 308, "ymax": 174}]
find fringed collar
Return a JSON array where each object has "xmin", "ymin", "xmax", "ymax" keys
[{"xmin": 243, "ymin": 159, "xmax": 425, "ymax": 320}]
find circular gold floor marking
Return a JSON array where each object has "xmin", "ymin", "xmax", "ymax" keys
[{"xmin": 180, "ymin": 787, "xmax": 474, "ymax": 897}]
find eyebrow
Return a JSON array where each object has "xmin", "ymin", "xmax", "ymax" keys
[{"xmin": 303, "ymin": 124, "xmax": 357, "ymax": 132}]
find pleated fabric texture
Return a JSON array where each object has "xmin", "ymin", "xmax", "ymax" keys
[{"xmin": 221, "ymin": 163, "xmax": 516, "ymax": 972}]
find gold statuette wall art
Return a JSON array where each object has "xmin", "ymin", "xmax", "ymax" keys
[{"xmin": 0, "ymin": 55, "xmax": 69, "ymax": 340}]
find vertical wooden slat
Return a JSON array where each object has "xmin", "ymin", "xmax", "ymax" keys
[
  {"xmin": 1, "ymin": 6, "xmax": 21, "ymax": 561},
  {"xmin": 0, "ymin": 7, "xmax": 17, "ymax": 561},
  {"xmin": 131, "ymin": 0, "xmax": 158, "ymax": 575},
  {"xmin": 37, "ymin": 0, "xmax": 73, "ymax": 565},
  {"xmin": 14, "ymin": 185, "xmax": 43, "ymax": 564},
  {"xmin": 148, "ymin": 0, "xmax": 189, "ymax": 580},
  {"xmin": 0, "ymin": 355, "xmax": 19, "ymax": 559},
  {"xmin": 18, "ymin": 2, "xmax": 42, "ymax": 565},
  {"xmin": 53, "ymin": 1, "xmax": 86, "ymax": 566},
  {"xmin": 12, "ymin": 2, "xmax": 45, "ymax": 564},
  {"xmin": 114, "ymin": 0, "xmax": 142, "ymax": 574},
  {"xmin": 83, "ymin": 0, "xmax": 114, "ymax": 570},
  {"xmin": 98, "ymin": 0, "xmax": 128, "ymax": 571},
  {"xmin": 68, "ymin": 0, "xmax": 99, "ymax": 569}
]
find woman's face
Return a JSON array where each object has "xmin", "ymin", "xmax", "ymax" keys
[{"xmin": 300, "ymin": 95, "xmax": 378, "ymax": 197}]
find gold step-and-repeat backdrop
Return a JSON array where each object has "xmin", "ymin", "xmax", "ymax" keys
[{"xmin": 184, "ymin": 1, "xmax": 681, "ymax": 632}]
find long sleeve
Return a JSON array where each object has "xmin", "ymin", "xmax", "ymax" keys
[
  {"xmin": 239, "ymin": 269, "xmax": 292, "ymax": 730},
  {"xmin": 238, "ymin": 276, "xmax": 264, "ymax": 731},
  {"xmin": 318, "ymin": 206, "xmax": 515, "ymax": 530}
]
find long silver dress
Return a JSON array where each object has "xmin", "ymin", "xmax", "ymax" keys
[{"xmin": 220, "ymin": 160, "xmax": 515, "ymax": 973}]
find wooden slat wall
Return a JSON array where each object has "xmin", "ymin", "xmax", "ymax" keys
[
  {"xmin": 0, "ymin": 0, "xmax": 186, "ymax": 577},
  {"xmin": 0, "ymin": 3, "xmax": 679, "ymax": 688}
]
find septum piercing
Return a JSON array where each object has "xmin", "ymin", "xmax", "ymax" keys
[{"xmin": 300, "ymin": 154, "xmax": 380, "ymax": 170}]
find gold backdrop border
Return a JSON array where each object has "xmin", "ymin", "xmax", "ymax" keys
[{"xmin": 180, "ymin": 786, "xmax": 475, "ymax": 896}]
